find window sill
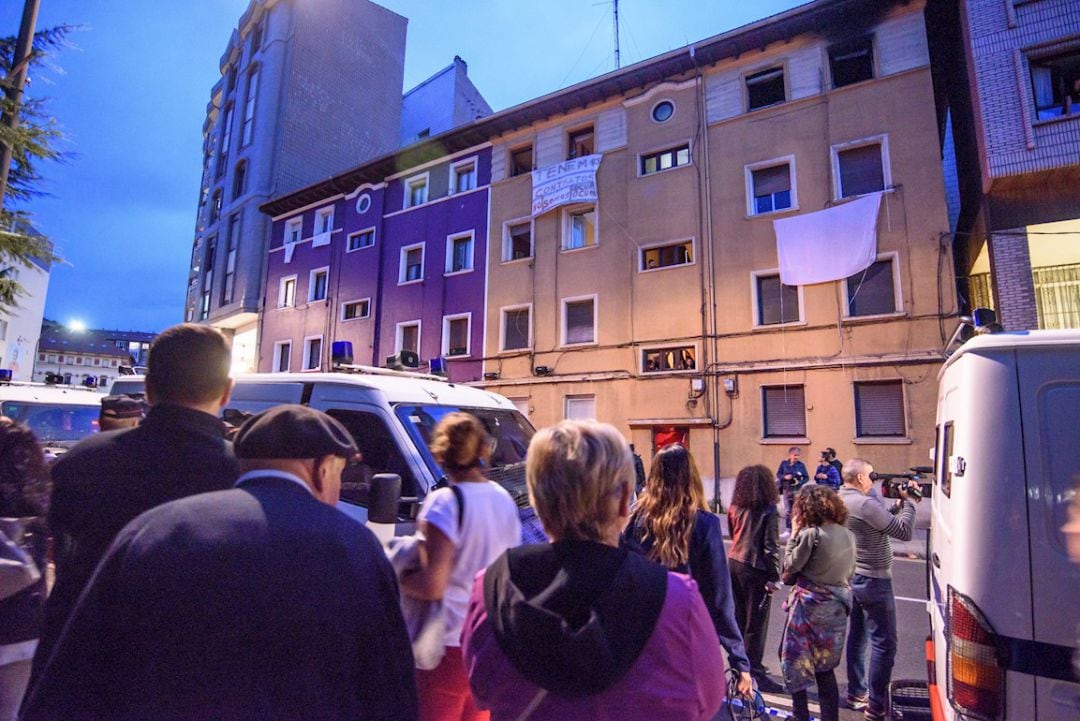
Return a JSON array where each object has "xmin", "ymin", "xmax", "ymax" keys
[
  {"xmin": 444, "ymin": 269, "xmax": 474, "ymax": 278},
  {"xmin": 760, "ymin": 437, "xmax": 809, "ymax": 445},
  {"xmin": 498, "ymin": 347, "xmax": 532, "ymax": 355},
  {"xmin": 638, "ymin": 261, "xmax": 695, "ymax": 274},
  {"xmin": 339, "ymin": 316, "xmax": 370, "ymax": 323},
  {"xmin": 445, "ymin": 353, "xmax": 472, "ymax": 360},
  {"xmin": 560, "ymin": 245, "xmax": 599, "ymax": 254},
  {"xmin": 500, "ymin": 257, "xmax": 534, "ymax": 266},
  {"xmin": 275, "ymin": 304, "xmax": 294, "ymax": 311},
  {"xmin": 637, "ymin": 163, "xmax": 693, "ymax": 179},
  {"xmin": 1032, "ymin": 112, "xmax": 1080, "ymax": 128},
  {"xmin": 841, "ymin": 311, "xmax": 906, "ymax": 323},
  {"xmin": 746, "ymin": 206, "xmax": 800, "ymax": 220},
  {"xmin": 301, "ymin": 367, "xmax": 321, "ymax": 373},
  {"xmin": 853, "ymin": 437, "xmax": 912, "ymax": 445},
  {"xmin": 398, "ymin": 279, "xmax": 424, "ymax": 287},
  {"xmin": 345, "ymin": 245, "xmax": 375, "ymax": 254},
  {"xmin": 561, "ymin": 341, "xmax": 598, "ymax": 349},
  {"xmin": 641, "ymin": 369, "xmax": 699, "ymax": 377},
  {"xmin": 307, "ymin": 297, "xmax": 328, "ymax": 305},
  {"xmin": 752, "ymin": 320, "xmax": 807, "ymax": 331},
  {"xmin": 832, "ymin": 187, "xmax": 896, "ymax": 203}
]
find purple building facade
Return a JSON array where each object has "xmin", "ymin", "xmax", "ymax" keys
[{"xmin": 259, "ymin": 146, "xmax": 491, "ymax": 383}]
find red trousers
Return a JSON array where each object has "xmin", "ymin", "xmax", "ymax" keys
[{"xmin": 416, "ymin": 647, "xmax": 489, "ymax": 721}]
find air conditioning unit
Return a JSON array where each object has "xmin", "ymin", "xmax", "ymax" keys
[{"xmin": 385, "ymin": 350, "xmax": 420, "ymax": 370}]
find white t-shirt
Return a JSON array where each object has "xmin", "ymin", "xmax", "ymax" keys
[{"xmin": 417, "ymin": 481, "xmax": 521, "ymax": 648}]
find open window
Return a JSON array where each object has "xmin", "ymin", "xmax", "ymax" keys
[{"xmin": 326, "ymin": 409, "xmax": 420, "ymax": 504}]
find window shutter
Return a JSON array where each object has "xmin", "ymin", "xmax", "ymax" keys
[
  {"xmin": 449, "ymin": 319, "xmax": 468, "ymax": 354},
  {"xmin": 763, "ymin": 386, "xmax": 806, "ymax": 437},
  {"xmin": 753, "ymin": 165, "xmax": 791, "ymax": 195},
  {"xmin": 855, "ymin": 381, "xmax": 905, "ymax": 436},
  {"xmin": 846, "ymin": 260, "xmax": 896, "ymax": 316},
  {"xmin": 565, "ymin": 300, "xmax": 595, "ymax": 344},
  {"xmin": 504, "ymin": 309, "xmax": 530, "ymax": 349},
  {"xmin": 838, "ymin": 144, "xmax": 884, "ymax": 197}
]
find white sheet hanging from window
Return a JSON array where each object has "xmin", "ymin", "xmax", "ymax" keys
[
  {"xmin": 773, "ymin": 192, "xmax": 882, "ymax": 286},
  {"xmin": 283, "ymin": 242, "xmax": 296, "ymax": 264}
]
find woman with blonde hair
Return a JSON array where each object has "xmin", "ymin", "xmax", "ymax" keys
[
  {"xmin": 462, "ymin": 421, "xmax": 725, "ymax": 721},
  {"xmin": 623, "ymin": 444, "xmax": 753, "ymax": 696},
  {"xmin": 400, "ymin": 412, "xmax": 521, "ymax": 721}
]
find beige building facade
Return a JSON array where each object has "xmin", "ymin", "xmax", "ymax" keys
[{"xmin": 479, "ymin": 0, "xmax": 955, "ymax": 495}]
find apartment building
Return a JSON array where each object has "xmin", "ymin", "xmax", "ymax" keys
[
  {"xmin": 33, "ymin": 323, "xmax": 155, "ymax": 388},
  {"xmin": 0, "ymin": 234, "xmax": 51, "ymax": 381},
  {"xmin": 930, "ymin": 0, "xmax": 1080, "ymax": 330},
  {"xmin": 259, "ymin": 0, "xmax": 955, "ymax": 489}
]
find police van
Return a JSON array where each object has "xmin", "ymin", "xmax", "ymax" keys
[
  {"xmin": 924, "ymin": 325, "xmax": 1080, "ymax": 720},
  {"xmin": 0, "ymin": 381, "xmax": 103, "ymax": 456}
]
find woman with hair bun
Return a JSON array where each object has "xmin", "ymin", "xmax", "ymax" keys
[{"xmin": 400, "ymin": 412, "xmax": 520, "ymax": 721}]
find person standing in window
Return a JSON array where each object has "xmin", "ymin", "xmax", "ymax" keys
[
  {"xmin": 399, "ymin": 413, "xmax": 521, "ymax": 721},
  {"xmin": 623, "ymin": 444, "xmax": 753, "ymax": 697},
  {"xmin": 776, "ymin": 447, "xmax": 809, "ymax": 530},
  {"xmin": 727, "ymin": 464, "xmax": 784, "ymax": 693}
]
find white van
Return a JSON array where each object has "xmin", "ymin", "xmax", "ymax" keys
[
  {"xmin": 0, "ymin": 382, "xmax": 103, "ymax": 456},
  {"xmin": 925, "ymin": 329, "xmax": 1080, "ymax": 720}
]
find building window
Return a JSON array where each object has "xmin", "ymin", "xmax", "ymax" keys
[
  {"xmin": 755, "ymin": 272, "xmax": 801, "ymax": 326},
  {"xmin": 303, "ymin": 336, "xmax": 322, "ymax": 371},
  {"xmin": 217, "ymin": 105, "xmax": 234, "ymax": 176},
  {"xmin": 273, "ymin": 341, "xmax": 291, "ymax": 373},
  {"xmin": 200, "ymin": 291, "xmax": 211, "ymax": 321},
  {"xmin": 1030, "ymin": 51, "xmax": 1080, "ymax": 120},
  {"xmin": 341, "ymin": 298, "xmax": 370, "ymax": 321},
  {"xmin": 508, "ymin": 397, "xmax": 530, "ymax": 417},
  {"xmin": 640, "ymin": 143, "xmax": 690, "ymax": 175},
  {"xmin": 651, "ymin": 100, "xmax": 675, "ymax": 123},
  {"xmin": 763, "ymin": 385, "xmax": 806, "ymax": 438},
  {"xmin": 829, "ymin": 37, "xmax": 874, "ymax": 88},
  {"xmin": 355, "ymin": 193, "xmax": 372, "ymax": 214},
  {"xmin": 38, "ymin": 353, "xmax": 44, "ymax": 362},
  {"xmin": 642, "ymin": 345, "xmax": 697, "ymax": 373},
  {"xmin": 405, "ymin": 174, "xmax": 428, "ymax": 208},
  {"xmin": 445, "ymin": 232, "xmax": 474, "ymax": 274},
  {"xmin": 222, "ymin": 214, "xmax": 240, "ymax": 305},
  {"xmin": 845, "ymin": 257, "xmax": 898, "ymax": 317},
  {"xmin": 503, "ymin": 220, "xmax": 533, "ymax": 261},
  {"xmin": 399, "ymin": 243, "xmax": 425, "ymax": 284},
  {"xmin": 641, "ymin": 240, "xmax": 693, "ymax": 271},
  {"xmin": 562, "ymin": 205, "xmax": 597, "ymax": 251},
  {"xmin": 562, "ymin": 296, "xmax": 597, "ymax": 346},
  {"xmin": 747, "ymin": 159, "xmax": 794, "ymax": 215},
  {"xmin": 564, "ymin": 395, "xmax": 596, "ymax": 420},
  {"xmin": 653, "ymin": 425, "xmax": 689, "ymax": 453},
  {"xmin": 396, "ymin": 321, "xmax": 421, "ymax": 354},
  {"xmin": 510, "ymin": 144, "xmax": 533, "ymax": 176},
  {"xmin": 835, "ymin": 140, "xmax": 887, "ymax": 198},
  {"xmin": 315, "ymin": 207, "xmax": 333, "ymax": 234},
  {"xmin": 746, "ymin": 67, "xmax": 785, "ymax": 111},
  {"xmin": 225, "ymin": 64, "xmax": 237, "ymax": 94},
  {"xmin": 567, "ymin": 126, "xmax": 594, "ymax": 160},
  {"xmin": 308, "ymin": 267, "xmax": 329, "ymax": 302},
  {"xmin": 284, "ymin": 217, "xmax": 302, "ymax": 246},
  {"xmin": 278, "ymin": 275, "xmax": 297, "ymax": 308},
  {"xmin": 442, "ymin": 314, "xmax": 471, "ymax": 357},
  {"xmin": 209, "ymin": 190, "xmax": 223, "ymax": 225},
  {"xmin": 854, "ymin": 380, "xmax": 906, "ymax": 437},
  {"xmin": 248, "ymin": 18, "xmax": 264, "ymax": 56},
  {"xmin": 346, "ymin": 228, "xmax": 375, "ymax": 252},
  {"xmin": 241, "ymin": 66, "xmax": 259, "ymax": 146},
  {"xmin": 501, "ymin": 305, "xmax": 532, "ymax": 351},
  {"xmin": 451, "ymin": 159, "xmax": 477, "ymax": 194},
  {"xmin": 232, "ymin": 160, "xmax": 247, "ymax": 199}
]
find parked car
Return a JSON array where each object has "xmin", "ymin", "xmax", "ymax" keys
[{"xmin": 0, "ymin": 382, "xmax": 102, "ymax": 456}]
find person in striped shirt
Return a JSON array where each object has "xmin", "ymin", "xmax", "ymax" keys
[{"xmin": 837, "ymin": 458, "xmax": 919, "ymax": 721}]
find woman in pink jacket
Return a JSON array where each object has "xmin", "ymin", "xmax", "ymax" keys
[{"xmin": 462, "ymin": 420, "xmax": 725, "ymax": 721}]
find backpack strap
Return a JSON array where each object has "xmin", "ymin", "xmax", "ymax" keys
[{"xmin": 450, "ymin": 484, "xmax": 465, "ymax": 531}]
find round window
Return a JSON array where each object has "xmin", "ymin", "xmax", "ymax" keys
[
  {"xmin": 355, "ymin": 193, "xmax": 372, "ymax": 214},
  {"xmin": 651, "ymin": 100, "xmax": 675, "ymax": 123}
]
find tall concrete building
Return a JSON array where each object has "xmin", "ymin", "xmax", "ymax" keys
[
  {"xmin": 0, "ymin": 235, "xmax": 51, "ymax": 382},
  {"xmin": 930, "ymin": 0, "xmax": 1080, "ymax": 331},
  {"xmin": 184, "ymin": 0, "xmax": 409, "ymax": 371},
  {"xmin": 400, "ymin": 56, "xmax": 494, "ymax": 146}
]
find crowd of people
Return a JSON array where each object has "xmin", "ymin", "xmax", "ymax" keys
[{"xmin": 0, "ymin": 322, "xmax": 934, "ymax": 721}]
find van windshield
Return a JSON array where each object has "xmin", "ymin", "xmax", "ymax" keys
[
  {"xmin": 394, "ymin": 405, "xmax": 534, "ymax": 470},
  {"xmin": 1, "ymin": 401, "xmax": 100, "ymax": 444}
]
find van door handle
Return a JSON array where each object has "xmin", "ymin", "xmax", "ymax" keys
[{"xmin": 932, "ymin": 552, "xmax": 941, "ymax": 568}]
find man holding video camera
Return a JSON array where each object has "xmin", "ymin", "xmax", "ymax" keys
[{"xmin": 838, "ymin": 458, "xmax": 919, "ymax": 721}]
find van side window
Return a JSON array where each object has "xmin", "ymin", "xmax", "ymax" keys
[
  {"xmin": 1038, "ymin": 383, "xmax": 1080, "ymax": 553},
  {"xmin": 325, "ymin": 410, "xmax": 419, "ymax": 504},
  {"xmin": 940, "ymin": 422, "xmax": 953, "ymax": 498}
]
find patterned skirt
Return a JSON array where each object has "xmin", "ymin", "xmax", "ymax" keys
[{"xmin": 779, "ymin": 577, "xmax": 852, "ymax": 693}]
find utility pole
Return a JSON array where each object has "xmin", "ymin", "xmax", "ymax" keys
[
  {"xmin": 613, "ymin": 0, "xmax": 620, "ymax": 69},
  {"xmin": 0, "ymin": 0, "xmax": 41, "ymax": 212}
]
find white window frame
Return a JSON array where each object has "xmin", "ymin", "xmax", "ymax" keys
[
  {"xmin": 355, "ymin": 193, "xmax": 372, "ymax": 214},
  {"xmin": 841, "ymin": 251, "xmax": 904, "ymax": 320},
  {"xmin": 507, "ymin": 397, "xmax": 531, "ymax": 417},
  {"xmin": 277, "ymin": 274, "xmax": 297, "ymax": 308},
  {"xmin": 852, "ymin": 377, "xmax": 910, "ymax": 443},
  {"xmin": 284, "ymin": 217, "xmax": 302, "ymax": 246},
  {"xmin": 649, "ymin": 98, "xmax": 677, "ymax": 124},
  {"xmin": 307, "ymin": 266, "xmax": 330, "ymax": 303},
  {"xmin": 312, "ymin": 206, "xmax": 334, "ymax": 248},
  {"xmin": 638, "ymin": 237, "xmax": 696, "ymax": 273},
  {"xmin": 561, "ymin": 293, "xmax": 599, "ymax": 347},
  {"xmin": 441, "ymin": 312, "xmax": 472, "ymax": 358},
  {"xmin": 502, "ymin": 217, "xmax": 534, "ymax": 263},
  {"xmin": 403, "ymin": 172, "xmax": 430, "ymax": 208},
  {"xmin": 750, "ymin": 269, "xmax": 805, "ymax": 329},
  {"xmin": 564, "ymin": 394, "xmax": 597, "ymax": 420},
  {"xmin": 340, "ymin": 297, "xmax": 371, "ymax": 322},
  {"xmin": 450, "ymin": 156, "xmax": 478, "ymax": 194},
  {"xmin": 639, "ymin": 342, "xmax": 700, "ymax": 375},
  {"xmin": 560, "ymin": 203, "xmax": 599, "ymax": 252},
  {"xmin": 272, "ymin": 340, "xmax": 291, "ymax": 372},
  {"xmin": 637, "ymin": 140, "xmax": 692, "ymax": 177},
  {"xmin": 444, "ymin": 230, "xmax": 476, "ymax": 276},
  {"xmin": 499, "ymin": 303, "xmax": 533, "ymax": 352},
  {"xmin": 760, "ymin": 383, "xmax": 808, "ymax": 442},
  {"xmin": 346, "ymin": 227, "xmax": 376, "ymax": 253},
  {"xmin": 399, "ymin": 242, "xmax": 426, "ymax": 285},
  {"xmin": 830, "ymin": 134, "xmax": 892, "ymax": 201},
  {"xmin": 566, "ymin": 124, "xmax": 596, "ymax": 160},
  {"xmin": 302, "ymin": 335, "xmax": 323, "ymax": 372},
  {"xmin": 744, "ymin": 155, "xmax": 799, "ymax": 217},
  {"xmin": 395, "ymin": 319, "xmax": 422, "ymax": 355}
]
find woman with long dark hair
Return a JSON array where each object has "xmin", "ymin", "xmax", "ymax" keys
[
  {"xmin": 623, "ymin": 444, "xmax": 753, "ymax": 696},
  {"xmin": 727, "ymin": 464, "xmax": 783, "ymax": 692}
]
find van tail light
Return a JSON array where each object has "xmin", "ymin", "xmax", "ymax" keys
[{"xmin": 946, "ymin": 587, "xmax": 1005, "ymax": 720}]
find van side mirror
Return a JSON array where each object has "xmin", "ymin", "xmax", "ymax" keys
[{"xmin": 368, "ymin": 473, "xmax": 402, "ymax": 524}]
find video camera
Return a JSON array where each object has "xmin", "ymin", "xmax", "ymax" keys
[{"xmin": 870, "ymin": 468, "xmax": 932, "ymax": 500}]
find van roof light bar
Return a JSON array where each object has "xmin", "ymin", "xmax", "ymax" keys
[{"xmin": 332, "ymin": 362, "xmax": 446, "ymax": 383}]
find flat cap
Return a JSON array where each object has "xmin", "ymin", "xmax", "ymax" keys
[
  {"xmin": 100, "ymin": 395, "xmax": 147, "ymax": 420},
  {"xmin": 234, "ymin": 404, "xmax": 358, "ymax": 460}
]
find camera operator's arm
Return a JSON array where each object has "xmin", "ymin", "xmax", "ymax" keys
[{"xmin": 858, "ymin": 493, "xmax": 917, "ymax": 541}]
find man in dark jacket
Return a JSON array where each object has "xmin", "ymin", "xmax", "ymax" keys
[
  {"xmin": 36, "ymin": 324, "xmax": 239, "ymax": 670},
  {"xmin": 776, "ymin": 446, "xmax": 809, "ymax": 530},
  {"xmin": 21, "ymin": 405, "xmax": 418, "ymax": 721}
]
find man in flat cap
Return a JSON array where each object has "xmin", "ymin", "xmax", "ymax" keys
[{"xmin": 22, "ymin": 405, "xmax": 418, "ymax": 721}]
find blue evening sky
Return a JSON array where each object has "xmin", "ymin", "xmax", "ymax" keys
[{"xmin": 1, "ymin": 0, "xmax": 802, "ymax": 332}]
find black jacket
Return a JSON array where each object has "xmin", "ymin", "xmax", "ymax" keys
[
  {"xmin": 623, "ymin": 510, "xmax": 751, "ymax": 673},
  {"xmin": 21, "ymin": 476, "xmax": 418, "ymax": 721},
  {"xmin": 727, "ymin": 504, "xmax": 781, "ymax": 582},
  {"xmin": 36, "ymin": 404, "xmax": 238, "ymax": 670}
]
